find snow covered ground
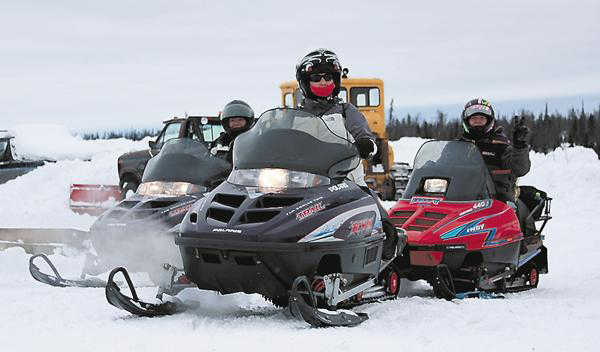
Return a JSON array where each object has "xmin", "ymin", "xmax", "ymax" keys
[{"xmin": 1, "ymin": 133, "xmax": 599, "ymax": 351}]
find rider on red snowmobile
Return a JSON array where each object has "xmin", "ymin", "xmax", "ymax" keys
[
  {"xmin": 460, "ymin": 98, "xmax": 534, "ymax": 234},
  {"xmin": 210, "ymin": 100, "xmax": 255, "ymax": 163},
  {"xmin": 295, "ymin": 48, "xmax": 399, "ymax": 259}
]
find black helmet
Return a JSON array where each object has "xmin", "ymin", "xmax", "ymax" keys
[
  {"xmin": 295, "ymin": 48, "xmax": 342, "ymax": 101},
  {"xmin": 220, "ymin": 100, "xmax": 255, "ymax": 137},
  {"xmin": 462, "ymin": 98, "xmax": 495, "ymax": 138}
]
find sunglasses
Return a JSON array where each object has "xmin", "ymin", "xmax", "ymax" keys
[{"xmin": 309, "ymin": 73, "xmax": 334, "ymax": 82}]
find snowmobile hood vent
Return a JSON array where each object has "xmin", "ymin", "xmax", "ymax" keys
[
  {"xmin": 389, "ymin": 209, "xmax": 447, "ymax": 233},
  {"xmin": 205, "ymin": 193, "xmax": 304, "ymax": 227},
  {"xmin": 206, "ymin": 193, "xmax": 247, "ymax": 226},
  {"xmin": 236, "ymin": 195, "xmax": 303, "ymax": 225},
  {"xmin": 213, "ymin": 193, "xmax": 246, "ymax": 208}
]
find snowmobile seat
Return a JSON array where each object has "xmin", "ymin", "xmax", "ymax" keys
[{"xmin": 519, "ymin": 186, "xmax": 548, "ymax": 221}]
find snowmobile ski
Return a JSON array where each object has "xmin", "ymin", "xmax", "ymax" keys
[
  {"xmin": 455, "ymin": 291, "xmax": 505, "ymax": 299},
  {"xmin": 29, "ymin": 253, "xmax": 106, "ymax": 288},
  {"xmin": 288, "ymin": 276, "xmax": 369, "ymax": 328},
  {"xmin": 105, "ymin": 267, "xmax": 185, "ymax": 317}
]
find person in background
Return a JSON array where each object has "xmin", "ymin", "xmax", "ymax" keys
[
  {"xmin": 211, "ymin": 100, "xmax": 255, "ymax": 163},
  {"xmin": 460, "ymin": 98, "xmax": 533, "ymax": 235}
]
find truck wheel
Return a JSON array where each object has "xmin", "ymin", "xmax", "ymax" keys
[{"xmin": 121, "ymin": 181, "xmax": 139, "ymax": 199}]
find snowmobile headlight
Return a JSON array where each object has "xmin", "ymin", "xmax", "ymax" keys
[
  {"xmin": 228, "ymin": 168, "xmax": 330, "ymax": 192},
  {"xmin": 258, "ymin": 168, "xmax": 289, "ymax": 192},
  {"xmin": 423, "ymin": 178, "xmax": 448, "ymax": 194},
  {"xmin": 137, "ymin": 181, "xmax": 206, "ymax": 197}
]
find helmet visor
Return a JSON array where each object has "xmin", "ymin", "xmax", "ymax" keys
[{"xmin": 464, "ymin": 104, "xmax": 493, "ymax": 119}]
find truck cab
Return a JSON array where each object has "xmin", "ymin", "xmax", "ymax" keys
[{"xmin": 279, "ymin": 76, "xmax": 397, "ymax": 200}]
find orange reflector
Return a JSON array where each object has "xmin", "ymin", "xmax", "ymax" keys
[{"xmin": 409, "ymin": 250, "xmax": 444, "ymax": 266}]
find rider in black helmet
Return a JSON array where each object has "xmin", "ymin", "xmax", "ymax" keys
[
  {"xmin": 296, "ymin": 48, "xmax": 399, "ymax": 260},
  {"xmin": 295, "ymin": 49, "xmax": 377, "ymax": 162},
  {"xmin": 211, "ymin": 100, "xmax": 255, "ymax": 163},
  {"xmin": 460, "ymin": 98, "xmax": 534, "ymax": 236},
  {"xmin": 461, "ymin": 98, "xmax": 531, "ymax": 203}
]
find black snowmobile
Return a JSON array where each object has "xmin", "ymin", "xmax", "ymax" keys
[
  {"xmin": 105, "ymin": 108, "xmax": 407, "ymax": 327},
  {"xmin": 29, "ymin": 138, "xmax": 231, "ymax": 295}
]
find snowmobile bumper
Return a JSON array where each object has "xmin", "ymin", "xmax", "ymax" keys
[
  {"xmin": 176, "ymin": 235, "xmax": 384, "ymax": 300},
  {"xmin": 404, "ymin": 241, "xmax": 520, "ymax": 281}
]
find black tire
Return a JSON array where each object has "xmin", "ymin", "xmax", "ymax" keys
[
  {"xmin": 432, "ymin": 265, "xmax": 456, "ymax": 300},
  {"xmin": 121, "ymin": 181, "xmax": 139, "ymax": 199}
]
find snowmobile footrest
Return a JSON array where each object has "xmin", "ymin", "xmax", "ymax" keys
[
  {"xmin": 29, "ymin": 253, "xmax": 106, "ymax": 288},
  {"xmin": 105, "ymin": 267, "xmax": 183, "ymax": 317},
  {"xmin": 288, "ymin": 276, "xmax": 368, "ymax": 328}
]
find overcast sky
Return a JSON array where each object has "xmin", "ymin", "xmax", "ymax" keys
[{"xmin": 2, "ymin": 0, "xmax": 599, "ymax": 130}]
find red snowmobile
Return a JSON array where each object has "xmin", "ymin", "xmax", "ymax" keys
[{"xmin": 389, "ymin": 140, "xmax": 551, "ymax": 299}]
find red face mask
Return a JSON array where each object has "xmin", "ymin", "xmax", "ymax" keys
[{"xmin": 310, "ymin": 82, "xmax": 335, "ymax": 97}]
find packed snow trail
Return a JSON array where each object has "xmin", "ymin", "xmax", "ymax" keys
[{"xmin": 1, "ymin": 136, "xmax": 599, "ymax": 351}]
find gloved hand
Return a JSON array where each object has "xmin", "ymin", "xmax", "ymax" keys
[
  {"xmin": 356, "ymin": 138, "xmax": 375, "ymax": 159},
  {"xmin": 513, "ymin": 116, "xmax": 530, "ymax": 149}
]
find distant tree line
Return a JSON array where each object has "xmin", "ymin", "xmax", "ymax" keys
[
  {"xmin": 386, "ymin": 99, "xmax": 600, "ymax": 159},
  {"xmin": 81, "ymin": 128, "xmax": 160, "ymax": 141}
]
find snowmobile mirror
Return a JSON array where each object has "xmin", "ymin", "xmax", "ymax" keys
[{"xmin": 342, "ymin": 68, "xmax": 349, "ymax": 79}]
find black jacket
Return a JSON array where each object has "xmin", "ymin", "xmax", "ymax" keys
[
  {"xmin": 461, "ymin": 126, "xmax": 531, "ymax": 202},
  {"xmin": 210, "ymin": 132, "xmax": 235, "ymax": 163}
]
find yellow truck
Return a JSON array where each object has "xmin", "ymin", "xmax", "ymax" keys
[{"xmin": 279, "ymin": 75, "xmax": 401, "ymax": 200}]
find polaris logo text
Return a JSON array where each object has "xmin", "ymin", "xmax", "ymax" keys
[
  {"xmin": 212, "ymin": 228, "xmax": 242, "ymax": 234},
  {"xmin": 328, "ymin": 183, "xmax": 349, "ymax": 192}
]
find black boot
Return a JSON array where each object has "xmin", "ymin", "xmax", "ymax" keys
[{"xmin": 382, "ymin": 219, "xmax": 399, "ymax": 260}]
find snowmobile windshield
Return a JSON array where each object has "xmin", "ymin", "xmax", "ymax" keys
[
  {"xmin": 141, "ymin": 138, "xmax": 231, "ymax": 192},
  {"xmin": 402, "ymin": 140, "xmax": 496, "ymax": 201},
  {"xmin": 231, "ymin": 108, "xmax": 360, "ymax": 182}
]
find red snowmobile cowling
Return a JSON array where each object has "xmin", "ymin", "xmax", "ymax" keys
[{"xmin": 389, "ymin": 197, "xmax": 522, "ymax": 267}]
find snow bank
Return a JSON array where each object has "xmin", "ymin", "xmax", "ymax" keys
[
  {"xmin": 0, "ymin": 124, "xmax": 148, "ymax": 229},
  {"xmin": 9, "ymin": 123, "xmax": 150, "ymax": 161}
]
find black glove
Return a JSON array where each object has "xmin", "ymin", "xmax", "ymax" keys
[
  {"xmin": 512, "ymin": 116, "xmax": 530, "ymax": 149},
  {"xmin": 356, "ymin": 138, "xmax": 375, "ymax": 159}
]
